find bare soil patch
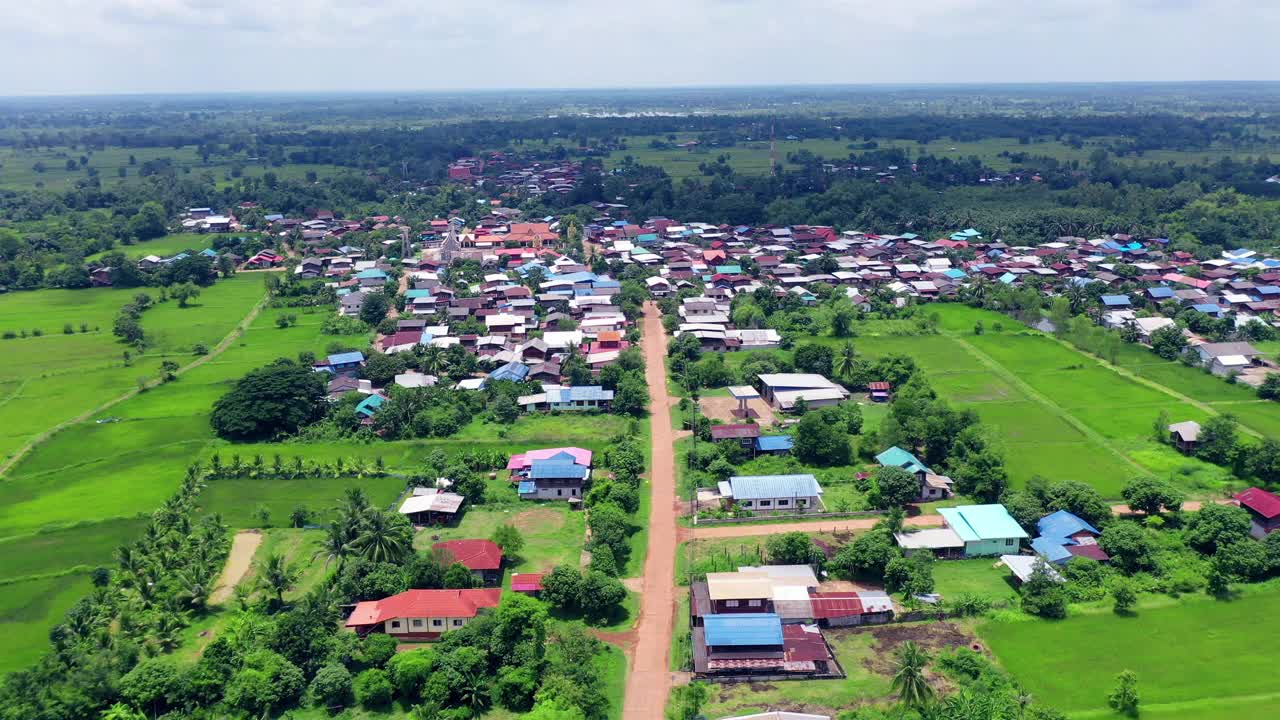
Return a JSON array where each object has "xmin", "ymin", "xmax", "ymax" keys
[
  {"xmin": 209, "ymin": 530, "xmax": 263, "ymax": 605},
  {"xmin": 699, "ymin": 395, "xmax": 777, "ymax": 425}
]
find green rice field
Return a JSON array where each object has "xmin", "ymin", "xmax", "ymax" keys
[{"xmin": 980, "ymin": 585, "xmax": 1280, "ymax": 718}]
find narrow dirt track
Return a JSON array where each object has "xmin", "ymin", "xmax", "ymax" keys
[
  {"xmin": 621, "ymin": 301, "xmax": 679, "ymax": 720},
  {"xmin": 209, "ymin": 530, "xmax": 262, "ymax": 605},
  {"xmin": 687, "ymin": 513, "xmax": 942, "ymax": 539}
]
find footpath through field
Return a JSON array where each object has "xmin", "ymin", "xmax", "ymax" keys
[
  {"xmin": 0, "ymin": 288, "xmax": 271, "ymax": 478},
  {"xmin": 209, "ymin": 530, "xmax": 263, "ymax": 605},
  {"xmin": 621, "ymin": 301, "xmax": 679, "ymax": 720}
]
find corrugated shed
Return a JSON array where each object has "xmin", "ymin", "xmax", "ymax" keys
[{"xmin": 704, "ymin": 613, "xmax": 784, "ymax": 647}]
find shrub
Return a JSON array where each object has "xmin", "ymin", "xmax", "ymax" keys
[
  {"xmin": 309, "ymin": 664, "xmax": 353, "ymax": 707},
  {"xmin": 354, "ymin": 669, "xmax": 393, "ymax": 709}
]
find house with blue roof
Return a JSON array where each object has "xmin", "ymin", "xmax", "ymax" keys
[
  {"xmin": 518, "ymin": 385, "xmax": 614, "ymax": 413},
  {"xmin": 753, "ymin": 435, "xmax": 793, "ymax": 455},
  {"xmin": 718, "ymin": 474, "xmax": 823, "ymax": 514},
  {"xmin": 324, "ymin": 351, "xmax": 366, "ymax": 375},
  {"xmin": 1031, "ymin": 510, "xmax": 1109, "ymax": 565},
  {"xmin": 488, "ymin": 361, "xmax": 530, "ymax": 383},
  {"xmin": 518, "ymin": 452, "xmax": 591, "ymax": 501},
  {"xmin": 934, "ymin": 505, "xmax": 1028, "ymax": 557},
  {"xmin": 1191, "ymin": 303, "xmax": 1225, "ymax": 317},
  {"xmin": 702, "ymin": 613, "xmax": 783, "ymax": 650},
  {"xmin": 1100, "ymin": 294, "xmax": 1132, "ymax": 308},
  {"xmin": 1146, "ymin": 286, "xmax": 1175, "ymax": 300},
  {"xmin": 354, "ymin": 394, "xmax": 385, "ymax": 420},
  {"xmin": 875, "ymin": 446, "xmax": 954, "ymax": 501}
]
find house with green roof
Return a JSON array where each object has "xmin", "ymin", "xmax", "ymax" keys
[{"xmin": 936, "ymin": 504, "xmax": 1028, "ymax": 557}]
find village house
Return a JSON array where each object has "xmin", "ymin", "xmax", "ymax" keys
[
  {"xmin": 1234, "ymin": 487, "xmax": 1280, "ymax": 538},
  {"xmin": 432, "ymin": 539, "xmax": 504, "ymax": 585},
  {"xmin": 756, "ymin": 373, "xmax": 850, "ymax": 411},
  {"xmin": 1167, "ymin": 420, "xmax": 1201, "ymax": 454},
  {"xmin": 397, "ymin": 488, "xmax": 465, "ymax": 525},
  {"xmin": 344, "ymin": 588, "xmax": 501, "ymax": 639},
  {"xmin": 874, "ymin": 446, "xmax": 954, "ymax": 501},
  {"xmin": 507, "ymin": 447, "xmax": 593, "ymax": 501},
  {"xmin": 717, "ymin": 474, "xmax": 824, "ymax": 514},
  {"xmin": 1030, "ymin": 510, "xmax": 1109, "ymax": 564},
  {"xmin": 897, "ymin": 504, "xmax": 1027, "ymax": 558}
]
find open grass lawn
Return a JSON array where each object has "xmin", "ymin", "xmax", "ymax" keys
[
  {"xmin": 415, "ymin": 505, "xmax": 587, "ymax": 576},
  {"xmin": 0, "ymin": 572, "xmax": 93, "ymax": 674},
  {"xmin": 0, "ymin": 517, "xmax": 149, "ymax": 581},
  {"xmin": 932, "ymin": 558, "xmax": 1019, "ymax": 604},
  {"xmin": 979, "ymin": 586, "xmax": 1280, "ymax": 716}
]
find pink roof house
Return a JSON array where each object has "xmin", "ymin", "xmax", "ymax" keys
[{"xmin": 506, "ymin": 447, "xmax": 593, "ymax": 471}]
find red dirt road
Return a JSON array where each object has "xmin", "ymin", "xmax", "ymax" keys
[{"xmin": 622, "ymin": 302, "xmax": 680, "ymax": 720}]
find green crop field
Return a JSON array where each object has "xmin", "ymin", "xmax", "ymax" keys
[
  {"xmin": 0, "ymin": 573, "xmax": 94, "ymax": 674},
  {"xmin": 0, "ymin": 275, "xmax": 641, "ymax": 667},
  {"xmin": 979, "ymin": 586, "xmax": 1280, "ymax": 717},
  {"xmin": 84, "ymin": 232, "xmax": 239, "ymax": 262},
  {"xmin": 0, "ymin": 274, "xmax": 268, "ymax": 464},
  {"xmin": 0, "ymin": 144, "xmax": 346, "ymax": 192},
  {"xmin": 602, "ymin": 134, "xmax": 1262, "ymax": 179}
]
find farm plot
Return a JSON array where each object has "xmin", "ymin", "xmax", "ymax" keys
[
  {"xmin": 0, "ymin": 573, "xmax": 94, "ymax": 674},
  {"xmin": 979, "ymin": 586, "xmax": 1280, "ymax": 716},
  {"xmin": 0, "ymin": 274, "xmax": 267, "ymax": 464}
]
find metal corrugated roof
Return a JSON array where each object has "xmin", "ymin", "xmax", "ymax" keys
[
  {"xmin": 727, "ymin": 475, "xmax": 821, "ymax": 501},
  {"xmin": 939, "ymin": 505, "xmax": 1028, "ymax": 542},
  {"xmin": 703, "ymin": 613, "xmax": 783, "ymax": 647},
  {"xmin": 528, "ymin": 462, "xmax": 588, "ymax": 480},
  {"xmin": 754, "ymin": 435, "xmax": 794, "ymax": 452}
]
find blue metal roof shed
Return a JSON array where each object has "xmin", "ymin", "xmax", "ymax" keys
[
  {"xmin": 1147, "ymin": 287, "xmax": 1175, "ymax": 299},
  {"xmin": 703, "ymin": 613, "xmax": 783, "ymax": 647},
  {"xmin": 1037, "ymin": 510, "xmax": 1099, "ymax": 539},
  {"xmin": 489, "ymin": 362, "xmax": 530, "ymax": 382},
  {"xmin": 875, "ymin": 446, "xmax": 929, "ymax": 474},
  {"xmin": 1100, "ymin": 294, "xmax": 1131, "ymax": 307},
  {"xmin": 328, "ymin": 351, "xmax": 366, "ymax": 366}
]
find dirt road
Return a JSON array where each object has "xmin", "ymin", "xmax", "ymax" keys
[
  {"xmin": 209, "ymin": 530, "xmax": 263, "ymax": 605},
  {"xmin": 687, "ymin": 514, "xmax": 943, "ymax": 539},
  {"xmin": 621, "ymin": 302, "xmax": 679, "ymax": 720}
]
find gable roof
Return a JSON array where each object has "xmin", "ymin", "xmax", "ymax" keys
[
  {"xmin": 1235, "ymin": 487, "xmax": 1280, "ymax": 519},
  {"xmin": 1036, "ymin": 510, "xmax": 1100, "ymax": 539},
  {"xmin": 875, "ymin": 446, "xmax": 929, "ymax": 474},
  {"xmin": 710, "ymin": 424, "xmax": 761, "ymax": 440},
  {"xmin": 939, "ymin": 505, "xmax": 1028, "ymax": 542},
  {"xmin": 703, "ymin": 613, "xmax": 783, "ymax": 647},
  {"xmin": 727, "ymin": 474, "xmax": 822, "ymax": 501},
  {"xmin": 432, "ymin": 539, "xmax": 503, "ymax": 570},
  {"xmin": 345, "ymin": 588, "xmax": 502, "ymax": 627}
]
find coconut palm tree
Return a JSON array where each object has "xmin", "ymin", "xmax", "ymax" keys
[
  {"xmin": 256, "ymin": 552, "xmax": 300, "ymax": 608},
  {"xmin": 350, "ymin": 510, "xmax": 413, "ymax": 564},
  {"xmin": 834, "ymin": 341, "xmax": 856, "ymax": 381},
  {"xmin": 891, "ymin": 640, "xmax": 934, "ymax": 712}
]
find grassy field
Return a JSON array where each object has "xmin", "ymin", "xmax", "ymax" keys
[
  {"xmin": 0, "ymin": 144, "xmax": 345, "ymax": 191},
  {"xmin": 84, "ymin": 232, "xmax": 237, "ymax": 262},
  {"xmin": 979, "ymin": 585, "xmax": 1280, "ymax": 717},
  {"xmin": 0, "ymin": 572, "xmax": 94, "ymax": 673},
  {"xmin": 932, "ymin": 558, "xmax": 1020, "ymax": 605},
  {"xmin": 602, "ymin": 134, "xmax": 1263, "ymax": 179},
  {"xmin": 0, "ymin": 273, "xmax": 269, "ymax": 463},
  {"xmin": 799, "ymin": 304, "xmax": 1244, "ymax": 498}
]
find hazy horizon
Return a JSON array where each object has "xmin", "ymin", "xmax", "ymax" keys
[{"xmin": 1, "ymin": 1, "xmax": 1277, "ymax": 96}]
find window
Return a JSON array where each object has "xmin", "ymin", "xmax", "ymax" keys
[
  {"xmin": 390, "ymin": 621, "xmax": 401, "ymax": 629},
  {"xmin": 557, "ymin": 489, "xmax": 563, "ymax": 497},
  {"xmin": 741, "ymin": 500, "xmax": 752, "ymax": 507},
  {"xmin": 758, "ymin": 500, "xmax": 772, "ymax": 507},
  {"xmin": 725, "ymin": 600, "xmax": 740, "ymax": 608},
  {"xmin": 748, "ymin": 599, "xmax": 762, "ymax": 607},
  {"xmin": 412, "ymin": 619, "xmax": 423, "ymax": 627},
  {"xmin": 1006, "ymin": 539, "xmax": 1015, "ymax": 546},
  {"xmin": 432, "ymin": 619, "xmax": 444, "ymax": 627},
  {"xmin": 777, "ymin": 499, "xmax": 790, "ymax": 507},
  {"xmin": 453, "ymin": 619, "xmax": 464, "ymax": 627}
]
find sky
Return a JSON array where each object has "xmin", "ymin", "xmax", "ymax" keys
[{"xmin": 0, "ymin": 0, "xmax": 1277, "ymax": 95}]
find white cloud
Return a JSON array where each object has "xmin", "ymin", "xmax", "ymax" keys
[{"xmin": 0, "ymin": 0, "xmax": 1275, "ymax": 94}]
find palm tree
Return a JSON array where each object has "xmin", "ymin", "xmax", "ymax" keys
[
  {"xmin": 350, "ymin": 510, "xmax": 413, "ymax": 564},
  {"xmin": 420, "ymin": 345, "xmax": 444, "ymax": 376},
  {"xmin": 101, "ymin": 702, "xmax": 146, "ymax": 720},
  {"xmin": 317, "ymin": 522, "xmax": 351, "ymax": 570},
  {"xmin": 149, "ymin": 612, "xmax": 185, "ymax": 653},
  {"xmin": 256, "ymin": 552, "xmax": 300, "ymax": 608},
  {"xmin": 891, "ymin": 640, "xmax": 934, "ymax": 712},
  {"xmin": 834, "ymin": 341, "xmax": 856, "ymax": 380},
  {"xmin": 454, "ymin": 671, "xmax": 490, "ymax": 715},
  {"xmin": 175, "ymin": 566, "xmax": 212, "ymax": 611}
]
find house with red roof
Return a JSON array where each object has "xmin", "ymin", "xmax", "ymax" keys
[
  {"xmin": 1234, "ymin": 487, "xmax": 1280, "ymax": 538},
  {"xmin": 510, "ymin": 573, "xmax": 545, "ymax": 595},
  {"xmin": 432, "ymin": 539, "xmax": 504, "ymax": 584},
  {"xmin": 344, "ymin": 588, "xmax": 502, "ymax": 639}
]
